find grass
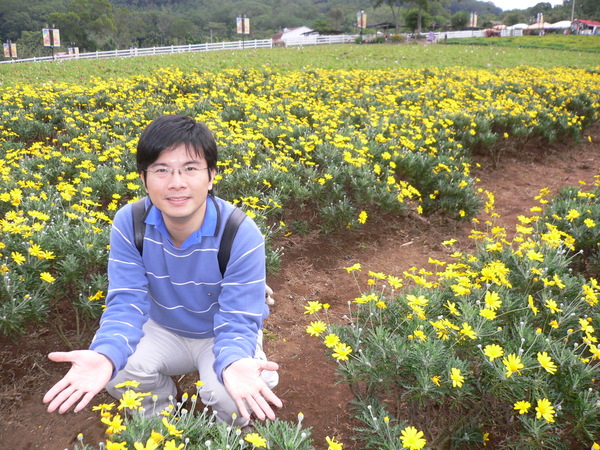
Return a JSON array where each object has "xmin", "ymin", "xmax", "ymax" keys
[
  {"xmin": 445, "ymin": 34, "xmax": 600, "ymax": 53},
  {"xmin": 1, "ymin": 37, "xmax": 599, "ymax": 88}
]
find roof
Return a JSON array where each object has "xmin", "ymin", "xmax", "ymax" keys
[
  {"xmin": 507, "ymin": 23, "xmax": 528, "ymax": 30},
  {"xmin": 271, "ymin": 26, "xmax": 314, "ymax": 41},
  {"xmin": 547, "ymin": 20, "xmax": 572, "ymax": 29},
  {"xmin": 526, "ymin": 22, "xmax": 552, "ymax": 29},
  {"xmin": 575, "ymin": 19, "xmax": 600, "ymax": 26},
  {"xmin": 366, "ymin": 22, "xmax": 395, "ymax": 30}
]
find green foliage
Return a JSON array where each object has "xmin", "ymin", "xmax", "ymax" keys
[
  {"xmin": 312, "ymin": 184, "xmax": 600, "ymax": 447},
  {"xmin": 451, "ymin": 11, "xmax": 470, "ymax": 29},
  {"xmin": 76, "ymin": 388, "xmax": 315, "ymax": 449},
  {"xmin": 444, "ymin": 35, "xmax": 600, "ymax": 53},
  {"xmin": 543, "ymin": 185, "xmax": 600, "ymax": 277},
  {"xmin": 404, "ymin": 9, "xmax": 432, "ymax": 32}
]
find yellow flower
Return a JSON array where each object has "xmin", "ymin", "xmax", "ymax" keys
[
  {"xmin": 400, "ymin": 426, "xmax": 427, "ymax": 450},
  {"xmin": 410, "ymin": 329, "xmax": 427, "ymax": 341},
  {"xmin": 358, "ymin": 210, "xmax": 368, "ymax": 224},
  {"xmin": 118, "ymin": 389, "xmax": 147, "ymax": 410},
  {"xmin": 332, "ymin": 343, "xmax": 353, "ymax": 361},
  {"xmin": 376, "ymin": 300, "xmax": 387, "ymax": 309},
  {"xmin": 11, "ymin": 251, "xmax": 26, "ymax": 265},
  {"xmin": 326, "ymin": 436, "xmax": 343, "ymax": 450},
  {"xmin": 480, "ymin": 260, "xmax": 512, "ymax": 288},
  {"xmin": 40, "ymin": 272, "xmax": 56, "ymax": 284},
  {"xmin": 134, "ymin": 438, "xmax": 159, "ymax": 450},
  {"xmin": 304, "ymin": 300, "xmax": 323, "ymax": 315},
  {"xmin": 344, "ymin": 263, "xmax": 362, "ymax": 273},
  {"xmin": 387, "ymin": 275, "xmax": 403, "ymax": 289},
  {"xmin": 526, "ymin": 249, "xmax": 544, "ymax": 262},
  {"xmin": 483, "ymin": 432, "xmax": 490, "ymax": 446},
  {"xmin": 323, "ymin": 333, "xmax": 341, "ymax": 348},
  {"xmin": 114, "ymin": 380, "xmax": 141, "ymax": 389},
  {"xmin": 245, "ymin": 432, "xmax": 267, "ymax": 448},
  {"xmin": 565, "ymin": 209, "xmax": 580, "ymax": 221},
  {"xmin": 443, "ymin": 301, "xmax": 461, "ymax": 316},
  {"xmin": 150, "ymin": 429, "xmax": 164, "ymax": 444},
  {"xmin": 431, "ymin": 375, "xmax": 441, "ymax": 386},
  {"xmin": 106, "ymin": 441, "xmax": 128, "ymax": 450},
  {"xmin": 535, "ymin": 398, "xmax": 556, "ymax": 423},
  {"xmin": 502, "ymin": 353, "xmax": 524, "ymax": 377},
  {"xmin": 88, "ymin": 290, "xmax": 105, "ymax": 302},
  {"xmin": 544, "ymin": 299, "xmax": 563, "ymax": 314},
  {"xmin": 459, "ymin": 322, "xmax": 477, "ymax": 340},
  {"xmin": 450, "ymin": 367, "xmax": 464, "ymax": 388},
  {"xmin": 483, "ymin": 344, "xmax": 504, "ymax": 361},
  {"xmin": 101, "ymin": 414, "xmax": 126, "ymax": 435},
  {"xmin": 306, "ymin": 320, "xmax": 327, "ymax": 337},
  {"xmin": 161, "ymin": 417, "xmax": 183, "ymax": 438},
  {"xmin": 92, "ymin": 402, "xmax": 116, "ymax": 415},
  {"xmin": 514, "ymin": 400, "xmax": 531, "ymax": 414},
  {"xmin": 528, "ymin": 295, "xmax": 539, "ymax": 315},
  {"xmin": 537, "ymin": 351, "xmax": 557, "ymax": 375},
  {"xmin": 163, "ymin": 440, "xmax": 184, "ymax": 450},
  {"xmin": 484, "ymin": 290, "xmax": 502, "ymax": 310},
  {"xmin": 479, "ymin": 308, "xmax": 497, "ymax": 320}
]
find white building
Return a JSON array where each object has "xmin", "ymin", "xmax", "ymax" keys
[{"xmin": 272, "ymin": 26, "xmax": 318, "ymax": 45}]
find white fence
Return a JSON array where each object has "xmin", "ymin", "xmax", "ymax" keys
[
  {"xmin": 282, "ymin": 34, "xmax": 355, "ymax": 47},
  {"xmin": 0, "ymin": 38, "xmax": 275, "ymax": 65},
  {"xmin": 433, "ymin": 29, "xmax": 523, "ymax": 40},
  {"xmin": 0, "ymin": 35, "xmax": 355, "ymax": 65}
]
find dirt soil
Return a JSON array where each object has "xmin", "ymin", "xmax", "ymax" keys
[{"xmin": 1, "ymin": 125, "xmax": 599, "ymax": 450}]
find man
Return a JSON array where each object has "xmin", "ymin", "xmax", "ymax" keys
[{"xmin": 43, "ymin": 115, "xmax": 281, "ymax": 426}]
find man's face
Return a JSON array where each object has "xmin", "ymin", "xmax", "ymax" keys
[{"xmin": 142, "ymin": 144, "xmax": 216, "ymax": 235}]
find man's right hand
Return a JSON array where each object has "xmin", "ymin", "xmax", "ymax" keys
[{"xmin": 43, "ymin": 350, "xmax": 113, "ymax": 414}]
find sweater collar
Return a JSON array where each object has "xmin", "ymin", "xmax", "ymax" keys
[{"xmin": 145, "ymin": 195, "xmax": 218, "ymax": 248}]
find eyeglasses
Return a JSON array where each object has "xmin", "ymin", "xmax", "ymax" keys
[{"xmin": 145, "ymin": 165, "xmax": 209, "ymax": 179}]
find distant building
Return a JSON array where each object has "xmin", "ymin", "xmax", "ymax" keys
[
  {"xmin": 272, "ymin": 26, "xmax": 318, "ymax": 45},
  {"xmin": 573, "ymin": 19, "xmax": 600, "ymax": 35}
]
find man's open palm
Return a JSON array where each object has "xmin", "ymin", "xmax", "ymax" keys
[{"xmin": 43, "ymin": 350, "xmax": 113, "ymax": 414}]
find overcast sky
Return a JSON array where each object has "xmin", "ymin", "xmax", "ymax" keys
[{"xmin": 490, "ymin": 0, "xmax": 564, "ymax": 11}]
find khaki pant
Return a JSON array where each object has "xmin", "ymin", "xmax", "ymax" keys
[{"xmin": 105, "ymin": 319, "xmax": 278, "ymax": 426}]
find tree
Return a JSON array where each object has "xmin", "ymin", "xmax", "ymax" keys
[
  {"xmin": 576, "ymin": 0, "xmax": 600, "ymax": 20},
  {"xmin": 414, "ymin": 0, "xmax": 429, "ymax": 33},
  {"xmin": 451, "ymin": 10, "xmax": 469, "ymax": 29},
  {"xmin": 405, "ymin": 8, "xmax": 432, "ymax": 32},
  {"xmin": 429, "ymin": 0, "xmax": 451, "ymax": 29},
  {"xmin": 371, "ymin": 0, "xmax": 408, "ymax": 32},
  {"xmin": 328, "ymin": 7, "xmax": 345, "ymax": 32},
  {"xmin": 15, "ymin": 29, "xmax": 45, "ymax": 58},
  {"xmin": 48, "ymin": 11, "xmax": 93, "ymax": 50},
  {"xmin": 503, "ymin": 11, "xmax": 526, "ymax": 26},
  {"xmin": 531, "ymin": 2, "xmax": 553, "ymax": 16}
]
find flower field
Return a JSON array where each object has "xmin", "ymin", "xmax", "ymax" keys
[{"xmin": 0, "ymin": 42, "xmax": 599, "ymax": 448}]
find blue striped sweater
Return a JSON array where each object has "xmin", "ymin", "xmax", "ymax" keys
[{"xmin": 90, "ymin": 195, "xmax": 268, "ymax": 382}]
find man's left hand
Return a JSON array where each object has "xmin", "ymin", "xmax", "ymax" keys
[{"xmin": 222, "ymin": 358, "xmax": 282, "ymax": 422}]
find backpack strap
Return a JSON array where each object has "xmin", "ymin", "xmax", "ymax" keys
[
  {"xmin": 132, "ymin": 197, "xmax": 150, "ymax": 255},
  {"xmin": 218, "ymin": 207, "xmax": 247, "ymax": 277}
]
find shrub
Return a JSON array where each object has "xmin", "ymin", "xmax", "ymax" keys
[{"xmin": 307, "ymin": 181, "xmax": 600, "ymax": 447}]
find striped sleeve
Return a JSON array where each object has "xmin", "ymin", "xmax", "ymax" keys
[{"xmin": 89, "ymin": 203, "xmax": 151, "ymax": 378}]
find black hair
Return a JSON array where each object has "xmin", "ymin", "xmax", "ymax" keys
[{"xmin": 136, "ymin": 115, "xmax": 218, "ymax": 177}]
